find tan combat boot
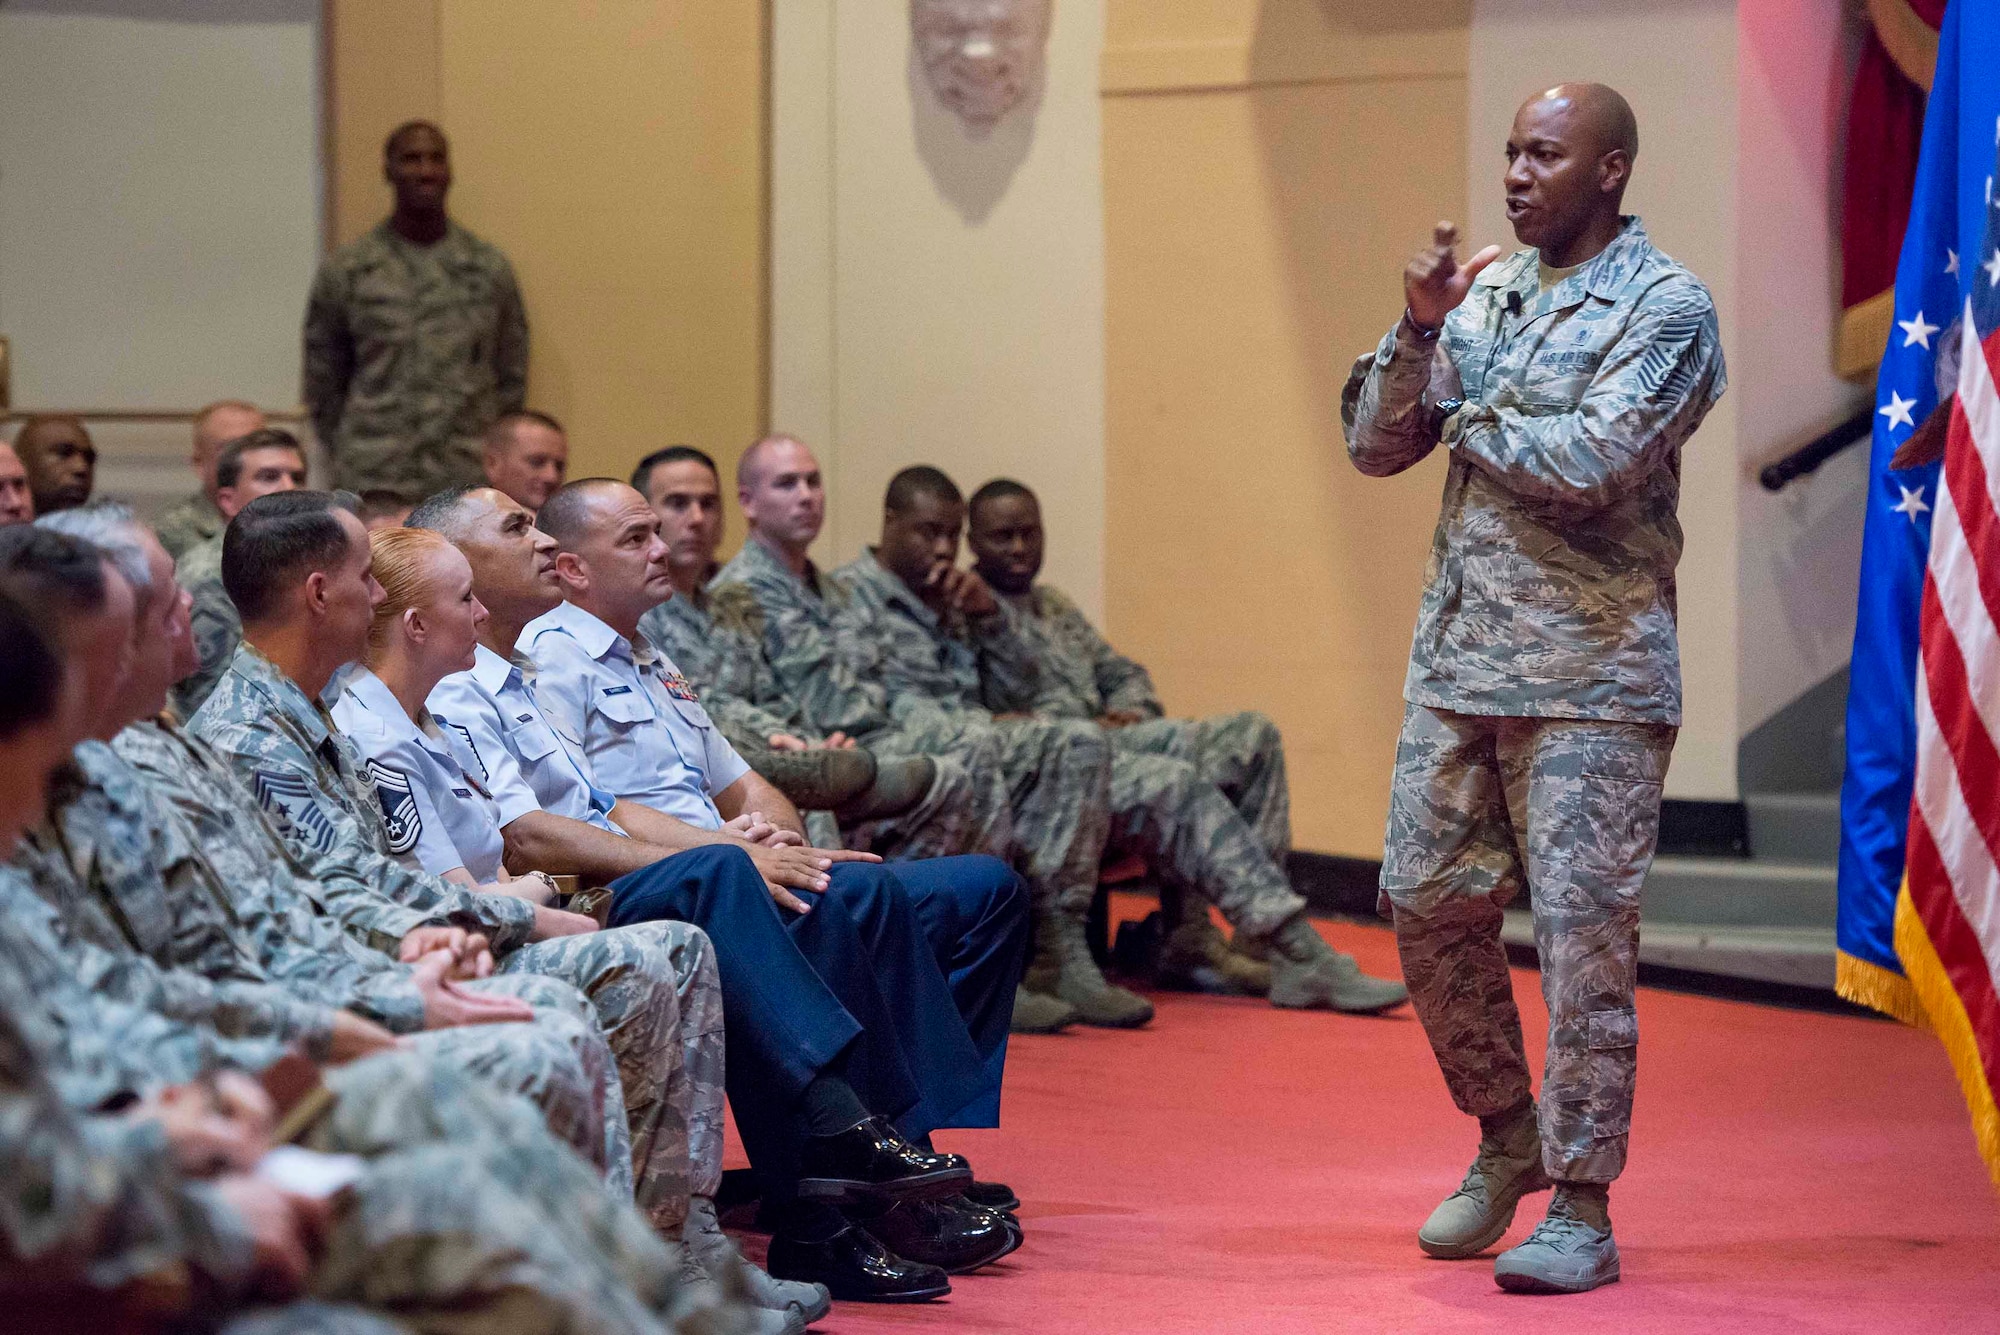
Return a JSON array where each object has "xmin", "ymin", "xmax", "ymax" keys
[{"xmin": 1039, "ymin": 907, "xmax": 1153, "ymax": 1028}]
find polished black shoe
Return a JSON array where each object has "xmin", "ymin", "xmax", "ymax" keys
[
  {"xmin": 766, "ymin": 1223, "xmax": 951, "ymax": 1302},
  {"xmin": 963, "ymin": 1179, "xmax": 1020, "ymax": 1214},
  {"xmin": 798, "ymin": 1116, "xmax": 972, "ymax": 1205},
  {"xmin": 856, "ymin": 1197, "xmax": 1022, "ymax": 1274}
]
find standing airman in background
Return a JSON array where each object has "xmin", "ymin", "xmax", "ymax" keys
[{"xmin": 304, "ymin": 121, "xmax": 527, "ymax": 501}]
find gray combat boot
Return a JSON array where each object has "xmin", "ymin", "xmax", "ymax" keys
[
  {"xmin": 1040, "ymin": 908, "xmax": 1154, "ymax": 1028},
  {"xmin": 1261, "ymin": 914, "xmax": 1409, "ymax": 1013},
  {"xmin": 684, "ymin": 1195, "xmax": 833, "ymax": 1325},
  {"xmin": 1493, "ymin": 1183, "xmax": 1620, "ymax": 1294},
  {"xmin": 1010, "ymin": 983, "xmax": 1078, "ymax": 1034},
  {"xmin": 835, "ymin": 754, "xmax": 934, "ymax": 823},
  {"xmin": 1419, "ymin": 1104, "xmax": 1550, "ymax": 1258},
  {"xmin": 744, "ymin": 744, "xmax": 877, "ymax": 812}
]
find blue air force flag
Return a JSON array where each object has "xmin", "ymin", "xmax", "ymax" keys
[{"xmin": 1837, "ymin": 0, "xmax": 2000, "ymax": 1020}]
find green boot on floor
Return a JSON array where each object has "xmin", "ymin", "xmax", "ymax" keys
[
  {"xmin": 1493, "ymin": 1183, "xmax": 1619, "ymax": 1294},
  {"xmin": 1261, "ymin": 914, "xmax": 1409, "ymax": 1013},
  {"xmin": 1419, "ymin": 1102, "xmax": 1550, "ymax": 1258},
  {"xmin": 1010, "ymin": 984, "xmax": 1077, "ymax": 1034},
  {"xmin": 1041, "ymin": 908, "xmax": 1153, "ymax": 1028}
]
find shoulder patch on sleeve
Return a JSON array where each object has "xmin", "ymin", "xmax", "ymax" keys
[
  {"xmin": 365, "ymin": 760, "xmax": 423, "ymax": 855},
  {"xmin": 252, "ymin": 769, "xmax": 338, "ymax": 855}
]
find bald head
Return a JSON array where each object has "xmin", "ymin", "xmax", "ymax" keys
[
  {"xmin": 1503, "ymin": 81, "xmax": 1637, "ymax": 267},
  {"xmin": 536, "ymin": 477, "xmax": 631, "ymax": 551},
  {"xmin": 13, "ymin": 415, "xmax": 96, "ymax": 516}
]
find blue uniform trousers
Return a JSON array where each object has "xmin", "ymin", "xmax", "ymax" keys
[
  {"xmin": 602, "ymin": 844, "xmax": 991, "ymax": 1192},
  {"xmin": 878, "ymin": 854, "xmax": 1028, "ymax": 1127}
]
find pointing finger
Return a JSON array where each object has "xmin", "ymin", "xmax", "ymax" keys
[{"xmin": 1432, "ymin": 220, "xmax": 1459, "ymax": 253}]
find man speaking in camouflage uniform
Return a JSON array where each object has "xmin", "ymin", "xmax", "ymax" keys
[
  {"xmin": 304, "ymin": 121, "xmax": 528, "ymax": 501},
  {"xmin": 1343, "ymin": 83, "xmax": 1725, "ymax": 1293}
]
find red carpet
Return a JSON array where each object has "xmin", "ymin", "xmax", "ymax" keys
[{"xmin": 733, "ymin": 909, "xmax": 2000, "ymax": 1332}]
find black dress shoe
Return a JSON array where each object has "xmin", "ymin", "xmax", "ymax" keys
[
  {"xmin": 964, "ymin": 1179, "xmax": 1020, "ymax": 1213},
  {"xmin": 855, "ymin": 1197, "xmax": 1023, "ymax": 1275},
  {"xmin": 767, "ymin": 1223, "xmax": 951, "ymax": 1302},
  {"xmin": 798, "ymin": 1116, "xmax": 972, "ymax": 1205}
]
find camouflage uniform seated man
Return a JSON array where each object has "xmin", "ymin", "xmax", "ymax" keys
[
  {"xmin": 711, "ymin": 435, "xmax": 1130, "ymax": 1032},
  {"xmin": 156, "ymin": 400, "xmax": 267, "ymax": 560},
  {"xmin": 0, "ymin": 441, "xmax": 34, "ymax": 526},
  {"xmin": 174, "ymin": 427, "xmax": 313, "ymax": 717},
  {"xmin": 11, "ymin": 413, "xmax": 96, "ymax": 517},
  {"xmin": 1343, "ymin": 83, "xmax": 1725, "ymax": 1291},
  {"xmin": 185, "ymin": 491, "xmax": 729, "ymax": 1237},
  {"xmin": 484, "ymin": 409, "xmax": 571, "ymax": 514},
  {"xmin": 963, "ymin": 477, "xmax": 1398, "ymax": 1011},
  {"xmin": 834, "ymin": 466, "xmax": 1407, "ymax": 1017},
  {"xmin": 631, "ymin": 445, "xmax": 1010, "ymax": 877}
]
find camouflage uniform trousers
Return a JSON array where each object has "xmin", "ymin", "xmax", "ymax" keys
[
  {"xmin": 848, "ymin": 740, "xmax": 1015, "ymax": 865},
  {"xmin": 1103, "ymin": 743, "xmax": 1307, "ymax": 941},
  {"xmin": 882, "ymin": 714, "xmax": 1110, "ymax": 920},
  {"xmin": 1379, "ymin": 702, "xmax": 1674, "ymax": 1183},
  {"xmin": 494, "ymin": 920, "xmax": 727, "ymax": 1230},
  {"xmin": 282, "ymin": 1048, "xmax": 752, "ymax": 1335},
  {"xmin": 1111, "ymin": 710, "xmax": 1291, "ymax": 858}
]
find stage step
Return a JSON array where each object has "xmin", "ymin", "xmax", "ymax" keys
[
  {"xmin": 1500, "ymin": 912, "xmax": 1836, "ymax": 989},
  {"xmin": 1744, "ymin": 791, "xmax": 1842, "ymax": 866}
]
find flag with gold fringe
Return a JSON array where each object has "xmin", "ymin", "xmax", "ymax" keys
[{"xmin": 1837, "ymin": 0, "xmax": 2000, "ymax": 1187}]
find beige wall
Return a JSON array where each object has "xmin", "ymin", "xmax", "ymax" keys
[
  {"xmin": 1103, "ymin": 1, "xmax": 1471, "ymax": 856},
  {"xmin": 1467, "ymin": 0, "xmax": 1742, "ymax": 799},
  {"xmin": 326, "ymin": 0, "xmax": 766, "ymax": 493},
  {"xmin": 770, "ymin": 0, "xmax": 1108, "ymax": 610}
]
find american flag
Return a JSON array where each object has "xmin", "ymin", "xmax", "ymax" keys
[{"xmin": 1902, "ymin": 130, "xmax": 2000, "ymax": 1188}]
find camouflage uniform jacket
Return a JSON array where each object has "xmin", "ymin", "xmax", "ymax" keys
[
  {"xmin": 190, "ymin": 643, "xmax": 537, "ymax": 954},
  {"xmin": 831, "ymin": 549, "xmax": 1041, "ymax": 724},
  {"xmin": 995, "ymin": 584, "xmax": 1162, "ymax": 722},
  {"xmin": 0, "ymin": 866, "xmax": 284, "ymax": 1110},
  {"xmin": 113, "ymin": 716, "xmax": 431, "ymax": 1034},
  {"xmin": 171, "ymin": 533, "xmax": 238, "ymax": 720},
  {"xmin": 709, "ymin": 536, "xmax": 903, "ymax": 740},
  {"xmin": 1341, "ymin": 216, "xmax": 1726, "ymax": 726},
  {"xmin": 637, "ymin": 582, "xmax": 803, "ymax": 748},
  {"xmin": 302, "ymin": 219, "xmax": 528, "ymax": 499},
  {"xmin": 155, "ymin": 489, "xmax": 224, "ymax": 561},
  {"xmin": 0, "ymin": 918, "xmax": 259, "ymax": 1296},
  {"xmin": 9, "ymin": 758, "xmax": 338, "ymax": 1058}
]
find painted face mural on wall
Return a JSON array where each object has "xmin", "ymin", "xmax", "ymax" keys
[{"xmin": 911, "ymin": 0, "xmax": 1053, "ymax": 132}]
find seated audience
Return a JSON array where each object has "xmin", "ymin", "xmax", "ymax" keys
[
  {"xmin": 484, "ymin": 409, "xmax": 570, "ymax": 512},
  {"xmin": 156, "ymin": 399, "xmax": 267, "ymax": 559},
  {"xmin": 0, "ymin": 540, "xmax": 765, "ymax": 1335},
  {"xmin": 12, "ymin": 414, "xmax": 96, "ymax": 516},
  {"xmin": 631, "ymin": 444, "xmax": 998, "ymax": 865},
  {"xmin": 172, "ymin": 428, "xmax": 312, "ymax": 718},
  {"xmin": 0, "ymin": 441, "xmax": 32, "ymax": 524},
  {"xmin": 711, "ymin": 436, "xmax": 1136, "ymax": 1032},
  {"xmin": 848, "ymin": 467, "xmax": 1406, "ymax": 1015},
  {"xmin": 184, "ymin": 491, "xmax": 738, "ymax": 1243},
  {"xmin": 420, "ymin": 484, "xmax": 1025, "ymax": 1297},
  {"xmin": 968, "ymin": 478, "xmax": 1393, "ymax": 1006}
]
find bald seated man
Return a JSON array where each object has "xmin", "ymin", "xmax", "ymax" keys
[
  {"xmin": 484, "ymin": 409, "xmax": 570, "ymax": 513},
  {"xmin": 157, "ymin": 400, "xmax": 267, "ymax": 558},
  {"xmin": 1344, "ymin": 82, "xmax": 1725, "ymax": 1294},
  {"xmin": 12, "ymin": 414, "xmax": 96, "ymax": 516},
  {"xmin": 0, "ymin": 442, "xmax": 31, "ymax": 525}
]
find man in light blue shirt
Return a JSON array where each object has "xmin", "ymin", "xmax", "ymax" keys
[{"xmin": 419, "ymin": 483, "xmax": 1028, "ymax": 1298}]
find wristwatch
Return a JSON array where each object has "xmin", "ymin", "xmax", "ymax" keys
[{"xmin": 1431, "ymin": 396, "xmax": 1465, "ymax": 438}]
